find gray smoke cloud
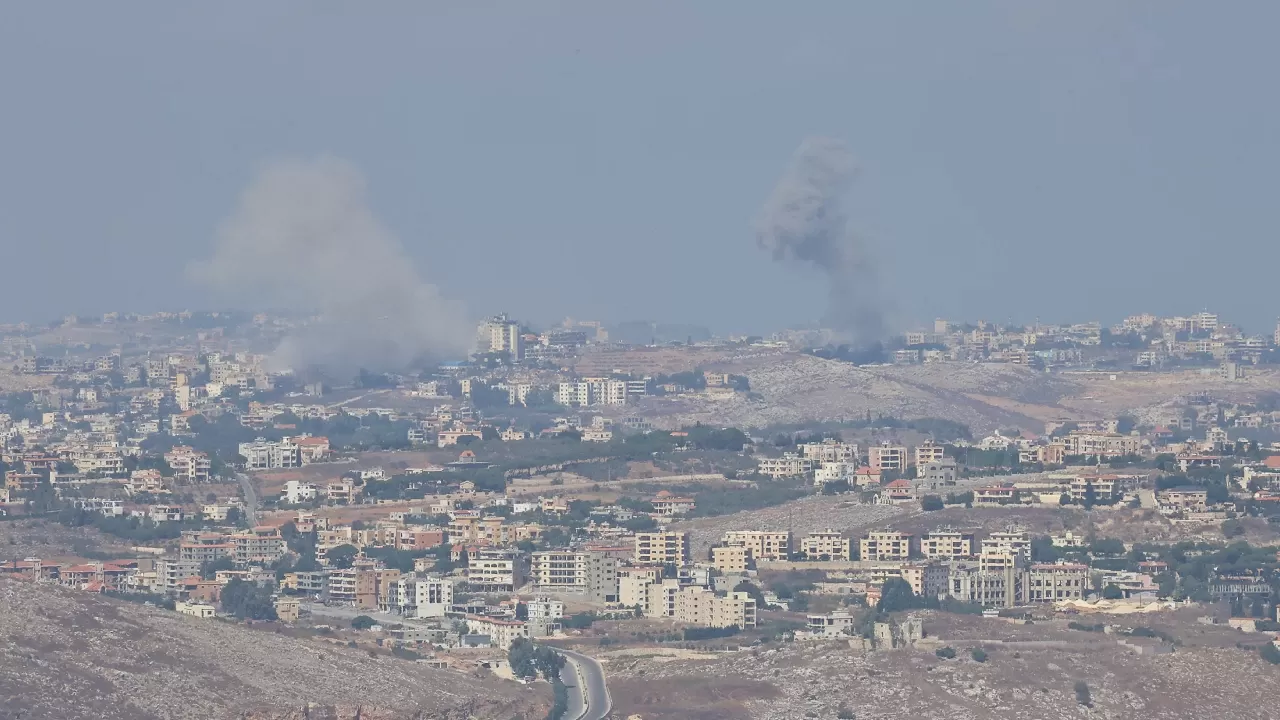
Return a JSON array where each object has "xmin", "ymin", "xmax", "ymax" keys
[
  {"xmin": 190, "ymin": 156, "xmax": 472, "ymax": 373},
  {"xmin": 755, "ymin": 137, "xmax": 885, "ymax": 344}
]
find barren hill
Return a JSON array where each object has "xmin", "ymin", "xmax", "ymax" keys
[
  {"xmin": 636, "ymin": 354, "xmax": 1080, "ymax": 434},
  {"xmin": 0, "ymin": 579, "xmax": 543, "ymax": 720}
]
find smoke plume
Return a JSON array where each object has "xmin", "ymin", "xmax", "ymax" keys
[
  {"xmin": 190, "ymin": 157, "xmax": 471, "ymax": 373},
  {"xmin": 755, "ymin": 137, "xmax": 885, "ymax": 344}
]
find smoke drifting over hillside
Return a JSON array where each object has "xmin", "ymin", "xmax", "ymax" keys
[
  {"xmin": 190, "ymin": 157, "xmax": 471, "ymax": 372},
  {"xmin": 755, "ymin": 137, "xmax": 885, "ymax": 344}
]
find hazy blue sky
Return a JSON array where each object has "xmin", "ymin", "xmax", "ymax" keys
[{"xmin": 3, "ymin": 2, "xmax": 1278, "ymax": 336}]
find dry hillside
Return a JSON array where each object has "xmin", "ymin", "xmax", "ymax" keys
[{"xmin": 0, "ymin": 578, "xmax": 545, "ymax": 720}]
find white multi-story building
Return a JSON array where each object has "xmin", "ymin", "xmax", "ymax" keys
[
  {"xmin": 238, "ymin": 438, "xmax": 301, "ymax": 470},
  {"xmin": 531, "ymin": 551, "xmax": 619, "ymax": 603},
  {"xmin": 757, "ymin": 453, "xmax": 815, "ymax": 479},
  {"xmin": 722, "ymin": 530, "xmax": 792, "ymax": 561},
  {"xmin": 466, "ymin": 550, "xmax": 524, "ymax": 593},
  {"xmin": 165, "ymin": 446, "xmax": 211, "ymax": 483},
  {"xmin": 674, "ymin": 587, "xmax": 757, "ymax": 629},
  {"xmin": 477, "ymin": 314, "xmax": 524, "ymax": 360},
  {"xmin": 283, "ymin": 480, "xmax": 319, "ymax": 504},
  {"xmin": 799, "ymin": 440, "xmax": 858, "ymax": 464},
  {"xmin": 381, "ymin": 575, "xmax": 455, "ymax": 618},
  {"xmin": 554, "ymin": 379, "xmax": 629, "ymax": 407}
]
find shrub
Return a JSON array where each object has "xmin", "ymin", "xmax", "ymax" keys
[
  {"xmin": 351, "ymin": 615, "xmax": 377, "ymax": 630},
  {"xmin": 1261, "ymin": 643, "xmax": 1280, "ymax": 665},
  {"xmin": 836, "ymin": 705, "xmax": 856, "ymax": 720},
  {"xmin": 920, "ymin": 495, "xmax": 944, "ymax": 512},
  {"xmin": 935, "ymin": 646, "xmax": 957, "ymax": 659},
  {"xmin": 970, "ymin": 647, "xmax": 988, "ymax": 663},
  {"xmin": 1074, "ymin": 681, "xmax": 1092, "ymax": 707}
]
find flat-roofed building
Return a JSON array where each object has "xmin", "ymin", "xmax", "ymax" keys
[
  {"xmin": 674, "ymin": 586, "xmax": 757, "ymax": 629},
  {"xmin": 711, "ymin": 545, "xmax": 749, "ymax": 574},
  {"xmin": 722, "ymin": 530, "xmax": 793, "ymax": 561},
  {"xmin": 800, "ymin": 530, "xmax": 851, "ymax": 561},
  {"xmin": 920, "ymin": 530, "xmax": 975, "ymax": 560},
  {"xmin": 859, "ymin": 531, "xmax": 918, "ymax": 562},
  {"xmin": 633, "ymin": 531, "xmax": 690, "ymax": 565}
]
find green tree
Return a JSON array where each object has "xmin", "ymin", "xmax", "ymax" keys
[
  {"xmin": 351, "ymin": 615, "xmax": 377, "ymax": 630},
  {"xmin": 200, "ymin": 556, "xmax": 236, "ymax": 579},
  {"xmin": 920, "ymin": 495, "xmax": 944, "ymax": 512},
  {"xmin": 935, "ymin": 646, "xmax": 956, "ymax": 659},
  {"xmin": 1101, "ymin": 583, "xmax": 1124, "ymax": 600},
  {"xmin": 327, "ymin": 544, "xmax": 359, "ymax": 569},
  {"xmin": 970, "ymin": 647, "xmax": 988, "ymax": 662}
]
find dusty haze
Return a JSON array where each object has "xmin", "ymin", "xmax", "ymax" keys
[{"xmin": 189, "ymin": 157, "xmax": 471, "ymax": 373}]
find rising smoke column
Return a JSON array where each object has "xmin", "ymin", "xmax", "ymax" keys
[
  {"xmin": 190, "ymin": 157, "xmax": 471, "ymax": 373},
  {"xmin": 755, "ymin": 137, "xmax": 885, "ymax": 344}
]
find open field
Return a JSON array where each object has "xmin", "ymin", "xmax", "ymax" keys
[
  {"xmin": 0, "ymin": 578, "xmax": 545, "ymax": 720},
  {"xmin": 606, "ymin": 608, "xmax": 1280, "ymax": 720}
]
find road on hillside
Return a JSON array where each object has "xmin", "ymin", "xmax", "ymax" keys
[
  {"xmin": 557, "ymin": 647, "xmax": 611, "ymax": 720},
  {"xmin": 235, "ymin": 473, "xmax": 259, "ymax": 525}
]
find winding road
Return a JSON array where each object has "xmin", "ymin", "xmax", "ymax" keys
[{"xmin": 557, "ymin": 647, "xmax": 611, "ymax": 720}]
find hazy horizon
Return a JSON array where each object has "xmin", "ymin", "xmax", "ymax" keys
[{"xmin": 4, "ymin": 3, "xmax": 1280, "ymax": 338}]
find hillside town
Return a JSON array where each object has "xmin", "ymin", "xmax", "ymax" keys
[{"xmin": 5, "ymin": 308, "xmax": 1280, "ymax": 719}]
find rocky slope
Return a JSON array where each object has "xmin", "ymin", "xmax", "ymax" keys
[{"xmin": 0, "ymin": 578, "xmax": 544, "ymax": 720}]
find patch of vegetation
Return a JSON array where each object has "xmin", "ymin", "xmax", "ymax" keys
[
  {"xmin": 970, "ymin": 647, "xmax": 988, "ymax": 662},
  {"xmin": 1074, "ymin": 680, "xmax": 1092, "ymax": 707},
  {"xmin": 935, "ymin": 646, "xmax": 956, "ymax": 659}
]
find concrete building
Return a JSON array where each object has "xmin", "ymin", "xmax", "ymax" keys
[
  {"xmin": 1026, "ymin": 563, "xmax": 1088, "ymax": 602},
  {"xmin": 531, "ymin": 550, "xmax": 619, "ymax": 602},
  {"xmin": 799, "ymin": 440, "xmax": 858, "ymax": 464},
  {"xmin": 711, "ymin": 545, "xmax": 749, "ymax": 573},
  {"xmin": 947, "ymin": 562, "xmax": 1023, "ymax": 608},
  {"xmin": 381, "ymin": 574, "xmax": 455, "ymax": 618},
  {"xmin": 859, "ymin": 531, "xmax": 918, "ymax": 562},
  {"xmin": 238, "ymin": 438, "xmax": 301, "ymax": 470},
  {"xmin": 164, "ymin": 446, "xmax": 212, "ymax": 483},
  {"xmin": 914, "ymin": 442, "xmax": 946, "ymax": 466},
  {"xmin": 920, "ymin": 530, "xmax": 975, "ymax": 560},
  {"xmin": 722, "ymin": 530, "xmax": 793, "ymax": 561},
  {"xmin": 756, "ymin": 453, "xmax": 815, "ymax": 479},
  {"xmin": 799, "ymin": 530, "xmax": 851, "ymax": 561},
  {"xmin": 232, "ymin": 527, "xmax": 286, "ymax": 566},
  {"xmin": 618, "ymin": 566, "xmax": 662, "ymax": 608},
  {"xmin": 477, "ymin": 314, "xmax": 524, "ymax": 360},
  {"xmin": 674, "ymin": 586, "xmax": 757, "ymax": 629},
  {"xmin": 917, "ymin": 458, "xmax": 958, "ymax": 487},
  {"xmin": 633, "ymin": 531, "xmax": 690, "ymax": 565},
  {"xmin": 466, "ymin": 615, "xmax": 529, "ymax": 649},
  {"xmin": 868, "ymin": 443, "xmax": 908, "ymax": 473},
  {"xmin": 466, "ymin": 549, "xmax": 525, "ymax": 593},
  {"xmin": 642, "ymin": 578, "xmax": 682, "ymax": 619}
]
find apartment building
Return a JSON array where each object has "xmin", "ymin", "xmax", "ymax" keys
[
  {"xmin": 674, "ymin": 587, "xmax": 757, "ymax": 629},
  {"xmin": 722, "ymin": 530, "xmax": 793, "ymax": 561},
  {"xmin": 651, "ymin": 492, "xmax": 696, "ymax": 517},
  {"xmin": 1157, "ymin": 486, "xmax": 1210, "ymax": 511},
  {"xmin": 381, "ymin": 574, "xmax": 455, "ymax": 618},
  {"xmin": 283, "ymin": 480, "xmax": 318, "ymax": 504},
  {"xmin": 898, "ymin": 562, "xmax": 950, "ymax": 600},
  {"xmin": 711, "ymin": 545, "xmax": 749, "ymax": 573},
  {"xmin": 947, "ymin": 562, "xmax": 1023, "ymax": 608},
  {"xmin": 238, "ymin": 438, "xmax": 301, "ymax": 470},
  {"xmin": 477, "ymin": 314, "xmax": 524, "ymax": 360},
  {"xmin": 799, "ymin": 530, "xmax": 851, "ymax": 561},
  {"xmin": 466, "ymin": 615, "xmax": 529, "ymax": 649},
  {"xmin": 554, "ymin": 379, "xmax": 628, "ymax": 407},
  {"xmin": 756, "ymin": 453, "xmax": 815, "ymax": 479},
  {"xmin": 633, "ymin": 531, "xmax": 690, "ymax": 565},
  {"xmin": 868, "ymin": 443, "xmax": 908, "ymax": 473},
  {"xmin": 919, "ymin": 530, "xmax": 975, "ymax": 560},
  {"xmin": 466, "ymin": 549, "xmax": 525, "ymax": 592},
  {"xmin": 980, "ymin": 531, "xmax": 1031, "ymax": 560},
  {"xmin": 1056, "ymin": 432, "xmax": 1140, "ymax": 458},
  {"xmin": 164, "ymin": 446, "xmax": 211, "ymax": 483},
  {"xmin": 917, "ymin": 458, "xmax": 958, "ymax": 487},
  {"xmin": 1069, "ymin": 474, "xmax": 1129, "ymax": 503},
  {"xmin": 282, "ymin": 570, "xmax": 326, "ymax": 595},
  {"xmin": 859, "ymin": 531, "xmax": 918, "ymax": 562},
  {"xmin": 232, "ymin": 527, "xmax": 286, "ymax": 566},
  {"xmin": 178, "ymin": 540, "xmax": 233, "ymax": 565},
  {"xmin": 1026, "ymin": 563, "xmax": 1088, "ymax": 602},
  {"xmin": 618, "ymin": 566, "xmax": 663, "ymax": 608},
  {"xmin": 642, "ymin": 577, "xmax": 683, "ymax": 619},
  {"xmin": 531, "ymin": 551, "xmax": 619, "ymax": 602},
  {"xmin": 799, "ymin": 440, "xmax": 858, "ymax": 464},
  {"xmin": 154, "ymin": 558, "xmax": 203, "ymax": 596},
  {"xmin": 914, "ymin": 441, "xmax": 946, "ymax": 467}
]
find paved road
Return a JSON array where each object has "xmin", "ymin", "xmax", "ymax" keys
[
  {"xmin": 235, "ymin": 473, "xmax": 260, "ymax": 525},
  {"xmin": 557, "ymin": 648, "xmax": 611, "ymax": 720}
]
